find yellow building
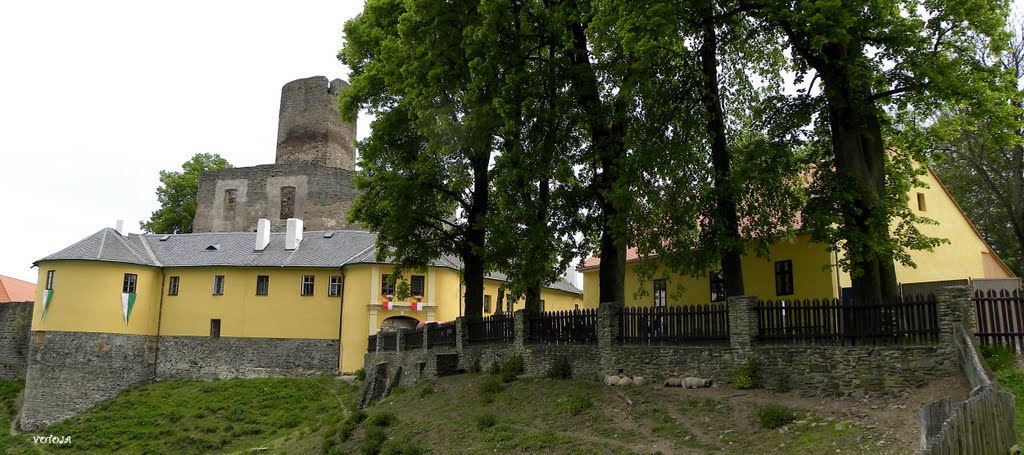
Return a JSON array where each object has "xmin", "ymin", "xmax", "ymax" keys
[
  {"xmin": 32, "ymin": 219, "xmax": 581, "ymax": 373},
  {"xmin": 580, "ymin": 168, "xmax": 1015, "ymax": 307}
]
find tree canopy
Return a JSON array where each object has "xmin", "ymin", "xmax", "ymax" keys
[
  {"xmin": 141, "ymin": 153, "xmax": 232, "ymax": 234},
  {"xmin": 340, "ymin": 0, "xmax": 1013, "ymax": 310}
]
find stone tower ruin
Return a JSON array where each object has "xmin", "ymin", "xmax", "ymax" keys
[
  {"xmin": 191, "ymin": 76, "xmax": 360, "ymax": 233},
  {"xmin": 276, "ymin": 76, "xmax": 357, "ymax": 170}
]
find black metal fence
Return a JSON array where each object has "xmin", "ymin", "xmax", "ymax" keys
[
  {"xmin": 428, "ymin": 321, "xmax": 457, "ymax": 348},
  {"xmin": 756, "ymin": 296, "xmax": 939, "ymax": 345},
  {"xmin": 619, "ymin": 304, "xmax": 729, "ymax": 345},
  {"xmin": 974, "ymin": 289, "xmax": 1024, "ymax": 352},
  {"xmin": 468, "ymin": 314, "xmax": 514, "ymax": 344},
  {"xmin": 380, "ymin": 331, "xmax": 398, "ymax": 351},
  {"xmin": 367, "ymin": 334, "xmax": 377, "ymax": 352},
  {"xmin": 528, "ymin": 309, "xmax": 598, "ymax": 344},
  {"xmin": 402, "ymin": 329, "xmax": 424, "ymax": 350}
]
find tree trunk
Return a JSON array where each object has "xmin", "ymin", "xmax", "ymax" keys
[
  {"xmin": 462, "ymin": 150, "xmax": 490, "ymax": 318},
  {"xmin": 565, "ymin": 17, "xmax": 629, "ymax": 307},
  {"xmin": 700, "ymin": 4, "xmax": 745, "ymax": 297},
  {"xmin": 817, "ymin": 43, "xmax": 899, "ymax": 304}
]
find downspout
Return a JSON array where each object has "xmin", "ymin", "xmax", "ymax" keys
[
  {"xmin": 154, "ymin": 268, "xmax": 166, "ymax": 381},
  {"xmin": 834, "ymin": 247, "xmax": 842, "ymax": 300},
  {"xmin": 337, "ymin": 267, "xmax": 345, "ymax": 373}
]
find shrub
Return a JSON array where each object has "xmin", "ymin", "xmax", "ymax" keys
[
  {"xmin": 355, "ymin": 368, "xmax": 366, "ymax": 381},
  {"xmin": 501, "ymin": 355, "xmax": 525, "ymax": 383},
  {"xmin": 417, "ymin": 385, "xmax": 434, "ymax": 398},
  {"xmin": 475, "ymin": 413, "xmax": 498, "ymax": 430},
  {"xmin": 488, "ymin": 361, "xmax": 501, "ymax": 375},
  {"xmin": 363, "ymin": 426, "xmax": 387, "ymax": 455},
  {"xmin": 367, "ymin": 412, "xmax": 398, "ymax": 428},
  {"xmin": 757, "ymin": 404, "xmax": 796, "ymax": 429},
  {"xmin": 774, "ymin": 374, "xmax": 791, "ymax": 393},
  {"xmin": 556, "ymin": 394, "xmax": 593, "ymax": 416},
  {"xmin": 546, "ymin": 356, "xmax": 572, "ymax": 380},
  {"xmin": 470, "ymin": 358, "xmax": 482, "ymax": 374},
  {"xmin": 982, "ymin": 344, "xmax": 1015, "ymax": 372},
  {"xmin": 732, "ymin": 360, "xmax": 760, "ymax": 389},
  {"xmin": 381, "ymin": 438, "xmax": 426, "ymax": 455},
  {"xmin": 480, "ymin": 377, "xmax": 503, "ymax": 405}
]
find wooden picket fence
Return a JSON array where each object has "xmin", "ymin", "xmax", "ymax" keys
[
  {"xmin": 528, "ymin": 309, "xmax": 598, "ymax": 344},
  {"xmin": 973, "ymin": 289, "xmax": 1024, "ymax": 352},
  {"xmin": 468, "ymin": 314, "xmax": 514, "ymax": 344},
  {"xmin": 427, "ymin": 321, "xmax": 457, "ymax": 348},
  {"xmin": 756, "ymin": 296, "xmax": 939, "ymax": 345},
  {"xmin": 618, "ymin": 303, "xmax": 729, "ymax": 345}
]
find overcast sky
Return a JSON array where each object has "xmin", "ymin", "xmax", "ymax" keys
[
  {"xmin": 1, "ymin": 2, "xmax": 1020, "ymax": 284},
  {"xmin": 0, "ymin": 1, "xmax": 370, "ymax": 282}
]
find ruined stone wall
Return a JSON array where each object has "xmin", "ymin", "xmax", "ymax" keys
[
  {"xmin": 19, "ymin": 332, "xmax": 157, "ymax": 431},
  {"xmin": 192, "ymin": 164, "xmax": 359, "ymax": 233},
  {"xmin": 156, "ymin": 336, "xmax": 339, "ymax": 380},
  {"xmin": 0, "ymin": 302, "xmax": 32, "ymax": 380},
  {"xmin": 276, "ymin": 76, "xmax": 356, "ymax": 170}
]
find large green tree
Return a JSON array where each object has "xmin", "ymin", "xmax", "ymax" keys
[
  {"xmin": 141, "ymin": 153, "xmax": 231, "ymax": 234},
  {"xmin": 924, "ymin": 26, "xmax": 1024, "ymax": 276},
  {"xmin": 747, "ymin": 0, "xmax": 1009, "ymax": 302}
]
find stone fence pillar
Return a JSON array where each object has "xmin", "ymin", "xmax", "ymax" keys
[
  {"xmin": 395, "ymin": 329, "xmax": 406, "ymax": 353},
  {"xmin": 513, "ymin": 310, "xmax": 528, "ymax": 349},
  {"xmin": 728, "ymin": 296, "xmax": 759, "ymax": 357},
  {"xmin": 421, "ymin": 324, "xmax": 430, "ymax": 351},
  {"xmin": 937, "ymin": 285, "xmax": 973, "ymax": 344},
  {"xmin": 598, "ymin": 302, "xmax": 622, "ymax": 349},
  {"xmin": 455, "ymin": 317, "xmax": 469, "ymax": 351},
  {"xmin": 373, "ymin": 331, "xmax": 382, "ymax": 353}
]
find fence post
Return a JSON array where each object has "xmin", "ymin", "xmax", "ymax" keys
[
  {"xmin": 937, "ymin": 285, "xmax": 972, "ymax": 345},
  {"xmin": 374, "ymin": 332, "xmax": 382, "ymax": 353},
  {"xmin": 598, "ymin": 302, "xmax": 621, "ymax": 349},
  {"xmin": 513, "ymin": 310, "xmax": 528, "ymax": 349},
  {"xmin": 421, "ymin": 324, "xmax": 430, "ymax": 351},
  {"xmin": 728, "ymin": 296, "xmax": 759, "ymax": 358},
  {"xmin": 395, "ymin": 330, "xmax": 406, "ymax": 353},
  {"xmin": 455, "ymin": 317, "xmax": 468, "ymax": 352}
]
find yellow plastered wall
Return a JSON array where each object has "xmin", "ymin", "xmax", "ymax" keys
[
  {"xmin": 581, "ymin": 233, "xmax": 839, "ymax": 307},
  {"xmin": 158, "ymin": 267, "xmax": 342, "ymax": 339},
  {"xmin": 337, "ymin": 264, "xmax": 582, "ymax": 372},
  {"xmin": 32, "ymin": 261, "xmax": 162, "ymax": 335},
  {"xmin": 895, "ymin": 168, "xmax": 1013, "ymax": 282}
]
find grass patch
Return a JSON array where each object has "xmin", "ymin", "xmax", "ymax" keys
[
  {"xmin": 475, "ymin": 413, "xmax": 498, "ymax": 430},
  {"xmin": 38, "ymin": 377, "xmax": 357, "ymax": 454},
  {"xmin": 555, "ymin": 394, "xmax": 593, "ymax": 416},
  {"xmin": 757, "ymin": 404, "xmax": 797, "ymax": 429}
]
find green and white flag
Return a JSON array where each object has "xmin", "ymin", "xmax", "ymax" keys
[
  {"xmin": 121, "ymin": 293, "xmax": 136, "ymax": 325},
  {"xmin": 41, "ymin": 289, "xmax": 53, "ymax": 320}
]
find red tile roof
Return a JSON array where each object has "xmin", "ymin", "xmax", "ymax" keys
[
  {"xmin": 0, "ymin": 275, "xmax": 35, "ymax": 303},
  {"xmin": 579, "ymin": 248, "xmax": 642, "ymax": 272}
]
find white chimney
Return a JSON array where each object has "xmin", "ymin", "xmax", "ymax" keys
[
  {"xmin": 254, "ymin": 219, "xmax": 270, "ymax": 251},
  {"xmin": 285, "ymin": 218, "xmax": 303, "ymax": 250},
  {"xmin": 115, "ymin": 219, "xmax": 126, "ymax": 237}
]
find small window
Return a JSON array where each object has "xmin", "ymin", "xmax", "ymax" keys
[
  {"xmin": 410, "ymin": 275, "xmax": 425, "ymax": 297},
  {"xmin": 280, "ymin": 186, "xmax": 296, "ymax": 219},
  {"xmin": 917, "ymin": 192, "xmax": 927, "ymax": 211},
  {"xmin": 224, "ymin": 189, "xmax": 238, "ymax": 221},
  {"xmin": 123, "ymin": 273, "xmax": 138, "ymax": 294},
  {"xmin": 256, "ymin": 275, "xmax": 269, "ymax": 296},
  {"xmin": 168, "ymin": 276, "xmax": 180, "ymax": 296},
  {"xmin": 301, "ymin": 275, "xmax": 315, "ymax": 296},
  {"xmin": 212, "ymin": 275, "xmax": 225, "ymax": 295},
  {"xmin": 381, "ymin": 274, "xmax": 396, "ymax": 296},
  {"xmin": 210, "ymin": 319, "xmax": 221, "ymax": 338},
  {"xmin": 710, "ymin": 271, "xmax": 726, "ymax": 302},
  {"xmin": 484, "ymin": 295, "xmax": 492, "ymax": 314},
  {"xmin": 329, "ymin": 276, "xmax": 342, "ymax": 297},
  {"xmin": 653, "ymin": 279, "xmax": 667, "ymax": 307},
  {"xmin": 45, "ymin": 270, "xmax": 55, "ymax": 290},
  {"xmin": 775, "ymin": 260, "xmax": 794, "ymax": 296},
  {"xmin": 539, "ymin": 299, "xmax": 546, "ymax": 313}
]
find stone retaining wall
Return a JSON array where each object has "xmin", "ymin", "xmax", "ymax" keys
[
  {"xmin": 0, "ymin": 301, "xmax": 32, "ymax": 380},
  {"xmin": 20, "ymin": 331, "xmax": 157, "ymax": 431},
  {"xmin": 365, "ymin": 287, "xmax": 974, "ymax": 397},
  {"xmin": 156, "ymin": 336, "xmax": 339, "ymax": 380}
]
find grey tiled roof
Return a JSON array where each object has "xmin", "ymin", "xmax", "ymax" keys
[{"xmin": 36, "ymin": 228, "xmax": 583, "ymax": 296}]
